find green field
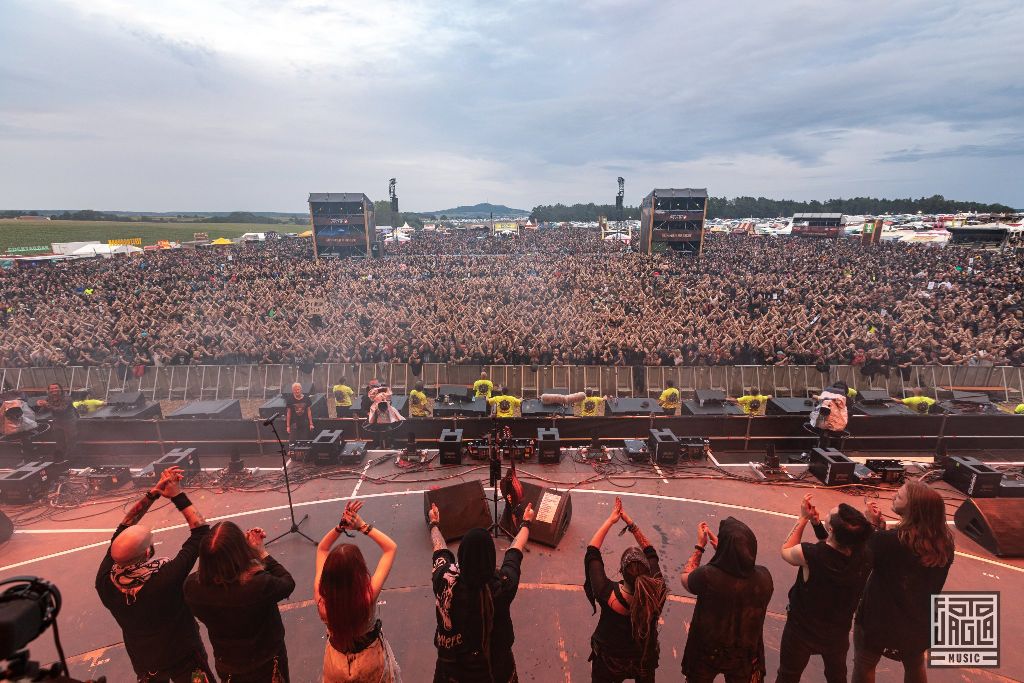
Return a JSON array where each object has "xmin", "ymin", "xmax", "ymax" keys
[{"xmin": 0, "ymin": 220, "xmax": 304, "ymax": 253}]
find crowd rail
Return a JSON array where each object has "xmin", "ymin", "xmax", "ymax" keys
[{"xmin": 1, "ymin": 363, "xmax": 1021, "ymax": 406}]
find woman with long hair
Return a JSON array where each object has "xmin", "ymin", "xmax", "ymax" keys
[
  {"xmin": 852, "ymin": 482, "xmax": 955, "ymax": 683},
  {"xmin": 184, "ymin": 521, "xmax": 296, "ymax": 682},
  {"xmin": 315, "ymin": 500, "xmax": 400, "ymax": 682},
  {"xmin": 584, "ymin": 497, "xmax": 668, "ymax": 683}
]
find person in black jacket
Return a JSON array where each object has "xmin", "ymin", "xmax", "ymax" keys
[
  {"xmin": 777, "ymin": 494, "xmax": 877, "ymax": 683},
  {"xmin": 185, "ymin": 521, "xmax": 296, "ymax": 682},
  {"xmin": 681, "ymin": 517, "xmax": 774, "ymax": 683},
  {"xmin": 95, "ymin": 466, "xmax": 212, "ymax": 683},
  {"xmin": 429, "ymin": 501, "xmax": 535, "ymax": 683},
  {"xmin": 584, "ymin": 497, "xmax": 668, "ymax": 683},
  {"xmin": 852, "ymin": 482, "xmax": 955, "ymax": 683},
  {"xmin": 38, "ymin": 382, "xmax": 78, "ymax": 460}
]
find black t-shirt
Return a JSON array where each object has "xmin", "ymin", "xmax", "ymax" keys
[
  {"xmin": 584, "ymin": 544, "xmax": 662, "ymax": 661},
  {"xmin": 184, "ymin": 556, "xmax": 296, "ymax": 672},
  {"xmin": 432, "ymin": 547, "xmax": 523, "ymax": 658},
  {"xmin": 856, "ymin": 530, "xmax": 952, "ymax": 655},
  {"xmin": 285, "ymin": 394, "xmax": 312, "ymax": 426},
  {"xmin": 786, "ymin": 541, "xmax": 872, "ymax": 647},
  {"xmin": 95, "ymin": 524, "xmax": 209, "ymax": 674},
  {"xmin": 683, "ymin": 564, "xmax": 774, "ymax": 676}
]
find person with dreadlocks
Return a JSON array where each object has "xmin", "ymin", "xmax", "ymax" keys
[
  {"xmin": 95, "ymin": 466, "xmax": 213, "ymax": 683},
  {"xmin": 680, "ymin": 518, "xmax": 774, "ymax": 683},
  {"xmin": 584, "ymin": 497, "xmax": 668, "ymax": 683},
  {"xmin": 428, "ymin": 500, "xmax": 536, "ymax": 683}
]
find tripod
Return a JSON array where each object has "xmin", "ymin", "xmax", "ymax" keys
[
  {"xmin": 265, "ymin": 417, "xmax": 316, "ymax": 546},
  {"xmin": 486, "ymin": 426, "xmax": 515, "ymax": 541}
]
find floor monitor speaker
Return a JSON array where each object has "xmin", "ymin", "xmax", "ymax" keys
[
  {"xmin": 424, "ymin": 480, "xmax": 492, "ymax": 542},
  {"xmin": 954, "ymin": 498, "xmax": 1024, "ymax": 557}
]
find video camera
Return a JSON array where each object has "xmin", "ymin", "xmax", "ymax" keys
[{"xmin": 0, "ymin": 576, "xmax": 104, "ymax": 682}]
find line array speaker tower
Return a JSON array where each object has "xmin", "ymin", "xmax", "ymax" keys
[
  {"xmin": 308, "ymin": 192, "xmax": 377, "ymax": 258},
  {"xmin": 639, "ymin": 188, "xmax": 707, "ymax": 255}
]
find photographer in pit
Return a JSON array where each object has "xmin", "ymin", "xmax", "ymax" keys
[{"xmin": 808, "ymin": 381, "xmax": 850, "ymax": 449}]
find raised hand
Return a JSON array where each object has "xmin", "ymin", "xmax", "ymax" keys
[
  {"xmin": 522, "ymin": 502, "xmax": 536, "ymax": 522},
  {"xmin": 428, "ymin": 503, "xmax": 441, "ymax": 525},
  {"xmin": 609, "ymin": 497, "xmax": 624, "ymax": 523},
  {"xmin": 864, "ymin": 500, "xmax": 884, "ymax": 529},
  {"xmin": 800, "ymin": 493, "xmax": 819, "ymax": 522},
  {"xmin": 246, "ymin": 527, "xmax": 268, "ymax": 557},
  {"xmin": 157, "ymin": 466, "xmax": 184, "ymax": 498}
]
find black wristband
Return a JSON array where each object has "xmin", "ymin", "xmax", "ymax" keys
[
  {"xmin": 695, "ymin": 544, "xmax": 706, "ymax": 553},
  {"xmin": 145, "ymin": 490, "xmax": 160, "ymax": 501},
  {"xmin": 171, "ymin": 492, "xmax": 192, "ymax": 511},
  {"xmin": 627, "ymin": 523, "xmax": 638, "ymax": 532},
  {"xmin": 520, "ymin": 520, "xmax": 533, "ymax": 531},
  {"xmin": 429, "ymin": 520, "xmax": 440, "ymax": 529}
]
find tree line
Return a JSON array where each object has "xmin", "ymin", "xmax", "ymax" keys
[{"xmin": 530, "ymin": 195, "xmax": 1017, "ymax": 222}]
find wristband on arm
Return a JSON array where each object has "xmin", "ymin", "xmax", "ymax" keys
[{"xmin": 171, "ymin": 492, "xmax": 192, "ymax": 511}]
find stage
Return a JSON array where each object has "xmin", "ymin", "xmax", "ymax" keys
[{"xmin": 1, "ymin": 451, "xmax": 1022, "ymax": 682}]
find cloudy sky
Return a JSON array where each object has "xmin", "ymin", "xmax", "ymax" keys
[{"xmin": 1, "ymin": 0, "xmax": 1022, "ymax": 212}]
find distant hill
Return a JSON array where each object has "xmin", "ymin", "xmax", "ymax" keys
[{"xmin": 422, "ymin": 203, "xmax": 529, "ymax": 218}]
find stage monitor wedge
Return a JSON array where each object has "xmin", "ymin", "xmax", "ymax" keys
[
  {"xmin": 954, "ymin": 498, "xmax": 1024, "ymax": 557},
  {"xmin": 308, "ymin": 192, "xmax": 377, "ymax": 258},
  {"xmin": 424, "ymin": 480, "xmax": 492, "ymax": 542}
]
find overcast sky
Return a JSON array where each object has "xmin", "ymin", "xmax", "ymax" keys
[{"xmin": 1, "ymin": 0, "xmax": 1022, "ymax": 212}]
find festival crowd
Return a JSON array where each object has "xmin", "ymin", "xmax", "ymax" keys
[{"xmin": 1, "ymin": 229, "xmax": 1022, "ymax": 370}]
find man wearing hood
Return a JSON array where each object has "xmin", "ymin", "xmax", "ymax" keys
[
  {"xmin": 681, "ymin": 517, "xmax": 774, "ymax": 683},
  {"xmin": 429, "ymin": 501, "xmax": 535, "ymax": 683}
]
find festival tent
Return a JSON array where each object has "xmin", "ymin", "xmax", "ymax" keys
[
  {"xmin": 384, "ymin": 234, "xmax": 411, "ymax": 243},
  {"xmin": 298, "ymin": 230, "xmax": 313, "ymax": 238},
  {"xmin": 69, "ymin": 243, "xmax": 143, "ymax": 257},
  {"xmin": 210, "ymin": 237, "xmax": 234, "ymax": 245}
]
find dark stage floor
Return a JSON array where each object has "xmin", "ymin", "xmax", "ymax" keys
[{"xmin": 2, "ymin": 450, "xmax": 1022, "ymax": 682}]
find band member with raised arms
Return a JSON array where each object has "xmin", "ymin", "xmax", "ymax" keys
[
  {"xmin": 96, "ymin": 466, "xmax": 213, "ymax": 683},
  {"xmin": 429, "ymin": 500, "xmax": 535, "ymax": 682}
]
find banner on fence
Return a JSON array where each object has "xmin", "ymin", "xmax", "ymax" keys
[{"xmin": 108, "ymin": 238, "xmax": 143, "ymax": 247}]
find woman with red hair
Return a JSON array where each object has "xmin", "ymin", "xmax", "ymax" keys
[{"xmin": 315, "ymin": 500, "xmax": 400, "ymax": 682}]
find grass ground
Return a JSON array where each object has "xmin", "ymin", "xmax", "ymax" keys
[{"xmin": 0, "ymin": 220, "xmax": 306, "ymax": 252}]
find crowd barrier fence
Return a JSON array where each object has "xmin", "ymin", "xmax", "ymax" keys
[{"xmin": 2, "ymin": 363, "xmax": 1022, "ymax": 405}]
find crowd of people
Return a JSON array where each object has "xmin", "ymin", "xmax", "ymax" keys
[
  {"xmin": 97, "ymin": 468, "xmax": 953, "ymax": 682},
  {"xmin": 3, "ymin": 229, "xmax": 1022, "ymax": 370}
]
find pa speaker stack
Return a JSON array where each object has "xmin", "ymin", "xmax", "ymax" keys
[
  {"xmin": 536, "ymin": 428, "xmax": 561, "ymax": 464},
  {"xmin": 438, "ymin": 429, "xmax": 464, "ymax": 465}
]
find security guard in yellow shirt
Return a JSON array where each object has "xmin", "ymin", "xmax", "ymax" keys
[
  {"xmin": 735, "ymin": 392, "xmax": 772, "ymax": 415},
  {"xmin": 473, "ymin": 372, "xmax": 494, "ymax": 399},
  {"xmin": 901, "ymin": 389, "xmax": 937, "ymax": 415},
  {"xmin": 73, "ymin": 398, "xmax": 105, "ymax": 413},
  {"xmin": 579, "ymin": 390, "xmax": 607, "ymax": 417},
  {"xmin": 409, "ymin": 381, "xmax": 430, "ymax": 418},
  {"xmin": 332, "ymin": 377, "xmax": 354, "ymax": 417},
  {"xmin": 658, "ymin": 379, "xmax": 681, "ymax": 415},
  {"xmin": 488, "ymin": 387, "xmax": 522, "ymax": 418}
]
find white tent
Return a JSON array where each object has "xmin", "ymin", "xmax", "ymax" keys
[
  {"xmin": 70, "ymin": 243, "xmax": 143, "ymax": 258},
  {"xmin": 384, "ymin": 234, "xmax": 411, "ymax": 243}
]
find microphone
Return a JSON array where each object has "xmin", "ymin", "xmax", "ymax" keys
[{"xmin": 262, "ymin": 412, "xmax": 281, "ymax": 426}]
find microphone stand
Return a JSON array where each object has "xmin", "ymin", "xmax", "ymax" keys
[
  {"xmin": 486, "ymin": 422, "xmax": 515, "ymax": 541},
  {"xmin": 264, "ymin": 416, "xmax": 316, "ymax": 546}
]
